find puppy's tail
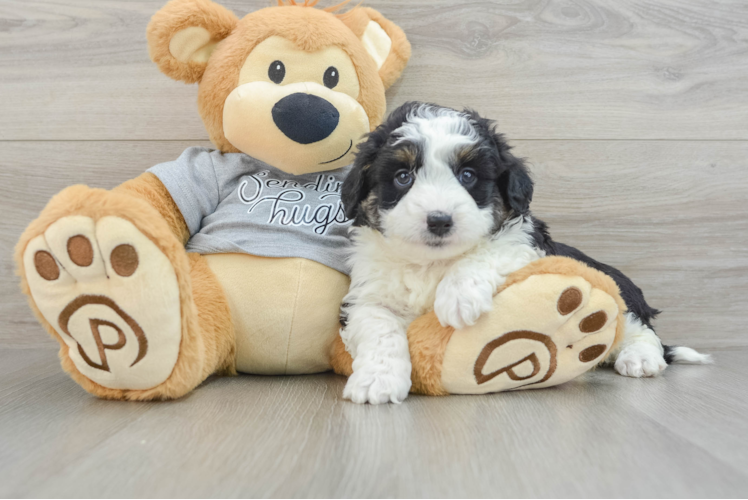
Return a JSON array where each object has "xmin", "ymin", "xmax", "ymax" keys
[{"xmin": 663, "ymin": 345, "xmax": 714, "ymax": 365}]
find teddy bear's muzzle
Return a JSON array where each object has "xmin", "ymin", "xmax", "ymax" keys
[{"xmin": 223, "ymin": 81, "xmax": 369, "ymax": 174}]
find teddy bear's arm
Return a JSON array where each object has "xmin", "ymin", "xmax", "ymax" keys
[{"xmin": 112, "ymin": 172, "xmax": 190, "ymax": 245}]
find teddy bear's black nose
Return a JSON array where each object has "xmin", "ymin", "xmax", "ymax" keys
[{"xmin": 272, "ymin": 93, "xmax": 340, "ymax": 144}]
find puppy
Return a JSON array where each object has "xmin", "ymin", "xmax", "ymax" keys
[{"xmin": 339, "ymin": 102, "xmax": 711, "ymax": 404}]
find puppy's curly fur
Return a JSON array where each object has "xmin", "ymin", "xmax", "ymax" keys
[{"xmin": 338, "ymin": 102, "xmax": 711, "ymax": 405}]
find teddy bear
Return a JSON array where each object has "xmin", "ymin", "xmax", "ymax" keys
[{"xmin": 15, "ymin": 0, "xmax": 626, "ymax": 401}]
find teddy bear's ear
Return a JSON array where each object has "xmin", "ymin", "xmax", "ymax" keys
[
  {"xmin": 147, "ymin": 0, "xmax": 238, "ymax": 84},
  {"xmin": 340, "ymin": 7, "xmax": 411, "ymax": 90}
]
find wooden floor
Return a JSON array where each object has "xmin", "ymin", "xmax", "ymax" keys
[
  {"xmin": 1, "ymin": 347, "xmax": 747, "ymax": 497},
  {"xmin": 1, "ymin": 0, "xmax": 747, "ymax": 497}
]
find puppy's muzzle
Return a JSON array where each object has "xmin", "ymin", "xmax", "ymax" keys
[
  {"xmin": 272, "ymin": 93, "xmax": 340, "ymax": 144},
  {"xmin": 427, "ymin": 212, "xmax": 453, "ymax": 237}
]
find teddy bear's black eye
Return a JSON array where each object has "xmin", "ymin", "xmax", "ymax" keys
[
  {"xmin": 323, "ymin": 66, "xmax": 339, "ymax": 89},
  {"xmin": 268, "ymin": 61, "xmax": 285, "ymax": 84}
]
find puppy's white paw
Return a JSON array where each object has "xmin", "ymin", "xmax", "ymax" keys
[
  {"xmin": 343, "ymin": 364, "xmax": 411, "ymax": 405},
  {"xmin": 434, "ymin": 275, "xmax": 494, "ymax": 330},
  {"xmin": 615, "ymin": 343, "xmax": 667, "ymax": 378}
]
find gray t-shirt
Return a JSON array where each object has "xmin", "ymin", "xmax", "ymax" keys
[{"xmin": 148, "ymin": 147, "xmax": 353, "ymax": 274}]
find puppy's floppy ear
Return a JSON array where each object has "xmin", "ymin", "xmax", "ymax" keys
[
  {"xmin": 497, "ymin": 149, "xmax": 534, "ymax": 216},
  {"xmin": 342, "ymin": 131, "xmax": 382, "ymax": 221},
  {"xmin": 341, "ymin": 161, "xmax": 370, "ymax": 221},
  {"xmin": 147, "ymin": 0, "xmax": 238, "ymax": 84},
  {"xmin": 339, "ymin": 7, "xmax": 411, "ymax": 89},
  {"xmin": 463, "ymin": 108, "xmax": 533, "ymax": 216}
]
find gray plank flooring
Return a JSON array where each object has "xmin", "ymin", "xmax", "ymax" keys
[
  {"xmin": 0, "ymin": 348, "xmax": 746, "ymax": 498},
  {"xmin": 1, "ymin": 0, "xmax": 747, "ymax": 497}
]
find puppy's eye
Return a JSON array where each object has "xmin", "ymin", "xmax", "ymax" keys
[
  {"xmin": 268, "ymin": 61, "xmax": 285, "ymax": 84},
  {"xmin": 457, "ymin": 168, "xmax": 477, "ymax": 187},
  {"xmin": 394, "ymin": 169, "xmax": 413, "ymax": 188},
  {"xmin": 323, "ymin": 66, "xmax": 339, "ymax": 89}
]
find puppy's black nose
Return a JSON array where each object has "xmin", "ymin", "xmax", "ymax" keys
[
  {"xmin": 427, "ymin": 212, "xmax": 453, "ymax": 236},
  {"xmin": 272, "ymin": 93, "xmax": 339, "ymax": 144}
]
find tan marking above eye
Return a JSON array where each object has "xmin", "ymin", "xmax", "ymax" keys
[
  {"xmin": 67, "ymin": 235, "xmax": 93, "ymax": 267},
  {"xmin": 34, "ymin": 250, "xmax": 60, "ymax": 281},
  {"xmin": 394, "ymin": 146, "xmax": 418, "ymax": 166},
  {"xmin": 237, "ymin": 36, "xmax": 360, "ymax": 99}
]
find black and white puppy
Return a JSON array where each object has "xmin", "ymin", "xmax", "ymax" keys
[{"xmin": 339, "ymin": 102, "xmax": 711, "ymax": 404}]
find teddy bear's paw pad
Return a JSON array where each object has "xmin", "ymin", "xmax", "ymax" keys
[
  {"xmin": 440, "ymin": 273, "xmax": 619, "ymax": 394},
  {"xmin": 23, "ymin": 215, "xmax": 182, "ymax": 390}
]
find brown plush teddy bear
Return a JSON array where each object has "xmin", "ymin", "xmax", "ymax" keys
[{"xmin": 15, "ymin": 0, "xmax": 625, "ymax": 401}]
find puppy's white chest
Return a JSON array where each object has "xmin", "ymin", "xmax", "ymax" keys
[{"xmin": 375, "ymin": 261, "xmax": 451, "ymax": 320}]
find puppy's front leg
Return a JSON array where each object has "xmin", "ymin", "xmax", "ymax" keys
[
  {"xmin": 341, "ymin": 304, "xmax": 412, "ymax": 404},
  {"xmin": 435, "ymin": 237, "xmax": 542, "ymax": 329},
  {"xmin": 610, "ymin": 313, "xmax": 668, "ymax": 377},
  {"xmin": 434, "ymin": 268, "xmax": 499, "ymax": 330}
]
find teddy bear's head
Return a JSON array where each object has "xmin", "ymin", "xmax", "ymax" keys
[{"xmin": 147, "ymin": 0, "xmax": 410, "ymax": 174}]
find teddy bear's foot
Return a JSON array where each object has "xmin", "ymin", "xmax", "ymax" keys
[
  {"xmin": 438, "ymin": 272, "xmax": 620, "ymax": 394},
  {"xmin": 23, "ymin": 214, "xmax": 182, "ymax": 391}
]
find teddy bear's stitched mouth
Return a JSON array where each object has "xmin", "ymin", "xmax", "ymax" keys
[{"xmin": 319, "ymin": 139, "xmax": 353, "ymax": 165}]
